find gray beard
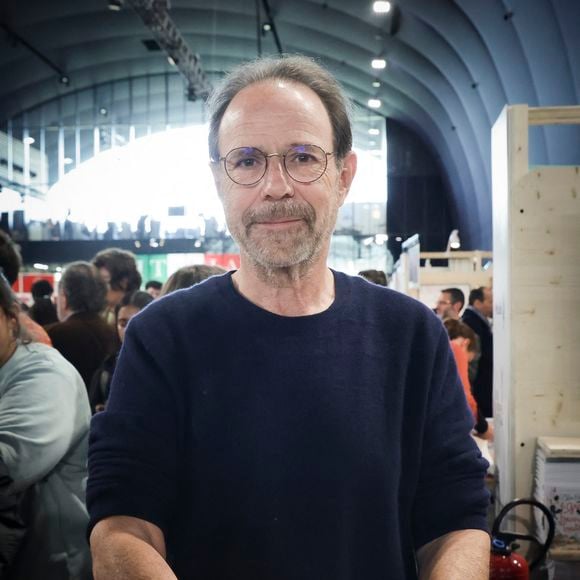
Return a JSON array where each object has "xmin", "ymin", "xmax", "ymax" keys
[{"xmin": 229, "ymin": 199, "xmax": 336, "ymax": 282}]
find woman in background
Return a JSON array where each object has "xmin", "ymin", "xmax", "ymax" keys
[
  {"xmin": 160, "ymin": 264, "xmax": 226, "ymax": 296},
  {"xmin": 443, "ymin": 318, "xmax": 492, "ymax": 440},
  {"xmin": 89, "ymin": 290, "xmax": 153, "ymax": 413},
  {"xmin": 0, "ymin": 274, "xmax": 91, "ymax": 580}
]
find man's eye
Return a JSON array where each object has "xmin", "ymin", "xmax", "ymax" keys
[
  {"xmin": 238, "ymin": 157, "xmax": 257, "ymax": 167},
  {"xmin": 232, "ymin": 155, "xmax": 264, "ymax": 169},
  {"xmin": 289, "ymin": 153, "xmax": 316, "ymax": 164}
]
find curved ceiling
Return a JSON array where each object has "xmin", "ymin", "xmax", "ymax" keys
[{"xmin": 1, "ymin": 0, "xmax": 579, "ymax": 250}]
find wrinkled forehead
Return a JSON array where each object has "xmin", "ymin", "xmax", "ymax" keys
[{"xmin": 218, "ymin": 80, "xmax": 333, "ymax": 147}]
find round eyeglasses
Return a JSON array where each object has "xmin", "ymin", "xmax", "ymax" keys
[{"xmin": 217, "ymin": 144, "xmax": 334, "ymax": 186}]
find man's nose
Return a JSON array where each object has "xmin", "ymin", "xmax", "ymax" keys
[{"xmin": 260, "ymin": 155, "xmax": 293, "ymax": 199}]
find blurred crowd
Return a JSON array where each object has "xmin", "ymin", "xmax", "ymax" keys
[{"xmin": 0, "ymin": 229, "xmax": 224, "ymax": 579}]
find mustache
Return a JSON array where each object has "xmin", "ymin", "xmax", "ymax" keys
[{"xmin": 243, "ymin": 201, "xmax": 315, "ymax": 228}]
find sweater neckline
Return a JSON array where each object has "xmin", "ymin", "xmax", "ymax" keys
[{"xmin": 220, "ymin": 269, "xmax": 349, "ymax": 322}]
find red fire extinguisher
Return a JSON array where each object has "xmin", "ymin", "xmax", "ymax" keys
[{"xmin": 489, "ymin": 498, "xmax": 555, "ymax": 580}]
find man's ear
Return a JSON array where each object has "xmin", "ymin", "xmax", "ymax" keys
[{"xmin": 337, "ymin": 150, "xmax": 357, "ymax": 207}]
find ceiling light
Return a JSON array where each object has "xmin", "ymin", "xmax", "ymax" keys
[
  {"xmin": 447, "ymin": 229, "xmax": 461, "ymax": 251},
  {"xmin": 99, "ymin": 107, "xmax": 108, "ymax": 116},
  {"xmin": 167, "ymin": 55, "xmax": 178, "ymax": 66},
  {"xmin": 23, "ymin": 136, "xmax": 35, "ymax": 145},
  {"xmin": 64, "ymin": 157, "xmax": 74, "ymax": 165},
  {"xmin": 368, "ymin": 128, "xmax": 380, "ymax": 136},
  {"xmin": 373, "ymin": 1, "xmax": 392, "ymax": 13},
  {"xmin": 371, "ymin": 58, "xmax": 387, "ymax": 69},
  {"xmin": 33, "ymin": 263, "xmax": 49, "ymax": 271},
  {"xmin": 372, "ymin": 80, "xmax": 381, "ymax": 88},
  {"xmin": 368, "ymin": 98, "xmax": 381, "ymax": 109},
  {"xmin": 262, "ymin": 23, "xmax": 272, "ymax": 32},
  {"xmin": 108, "ymin": 0, "xmax": 123, "ymax": 11}
]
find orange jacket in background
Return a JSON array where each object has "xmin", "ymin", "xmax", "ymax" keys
[{"xmin": 450, "ymin": 340, "xmax": 478, "ymax": 422}]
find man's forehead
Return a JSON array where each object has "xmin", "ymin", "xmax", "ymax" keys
[{"xmin": 220, "ymin": 80, "xmax": 329, "ymax": 128}]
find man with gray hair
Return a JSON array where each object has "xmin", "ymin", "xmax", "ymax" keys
[
  {"xmin": 88, "ymin": 55, "xmax": 490, "ymax": 579},
  {"xmin": 47, "ymin": 261, "xmax": 117, "ymax": 389}
]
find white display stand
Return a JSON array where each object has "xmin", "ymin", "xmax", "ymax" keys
[
  {"xmin": 389, "ymin": 242, "xmax": 493, "ymax": 306},
  {"xmin": 418, "ymin": 251, "xmax": 493, "ymax": 311},
  {"xmin": 491, "ymin": 105, "xmax": 580, "ymax": 511}
]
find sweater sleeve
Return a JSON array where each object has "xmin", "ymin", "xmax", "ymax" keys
[
  {"xmin": 411, "ymin": 327, "xmax": 490, "ymax": 549},
  {"xmin": 86, "ymin": 312, "xmax": 183, "ymax": 538}
]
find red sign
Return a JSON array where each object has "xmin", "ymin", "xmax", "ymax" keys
[
  {"xmin": 13, "ymin": 273, "xmax": 55, "ymax": 294},
  {"xmin": 205, "ymin": 253, "xmax": 240, "ymax": 270}
]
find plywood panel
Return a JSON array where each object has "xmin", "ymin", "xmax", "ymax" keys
[
  {"xmin": 492, "ymin": 104, "xmax": 580, "ymax": 508},
  {"xmin": 510, "ymin": 166, "xmax": 580, "ymax": 500}
]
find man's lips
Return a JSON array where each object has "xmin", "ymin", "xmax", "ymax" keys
[{"xmin": 253, "ymin": 218, "xmax": 303, "ymax": 227}]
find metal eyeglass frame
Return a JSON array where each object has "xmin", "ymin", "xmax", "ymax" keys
[{"xmin": 215, "ymin": 144, "xmax": 335, "ymax": 186}]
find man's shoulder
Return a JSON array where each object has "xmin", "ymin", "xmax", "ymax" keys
[
  {"xmin": 343, "ymin": 272, "xmax": 437, "ymax": 320},
  {"xmin": 47, "ymin": 313, "xmax": 111, "ymax": 337},
  {"xmin": 462, "ymin": 308, "xmax": 487, "ymax": 331},
  {"xmin": 3, "ymin": 342, "xmax": 82, "ymax": 383},
  {"xmin": 134, "ymin": 272, "xmax": 230, "ymax": 326}
]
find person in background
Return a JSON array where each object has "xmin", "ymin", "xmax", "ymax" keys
[
  {"xmin": 28, "ymin": 279, "xmax": 58, "ymax": 326},
  {"xmin": 92, "ymin": 248, "xmax": 142, "ymax": 324},
  {"xmin": 88, "ymin": 55, "xmax": 489, "ymax": 580},
  {"xmin": 443, "ymin": 319, "xmax": 492, "ymax": 440},
  {"xmin": 160, "ymin": 264, "xmax": 226, "ymax": 296},
  {"xmin": 145, "ymin": 280, "xmax": 163, "ymax": 299},
  {"xmin": 0, "ymin": 230, "xmax": 51, "ymax": 346},
  {"xmin": 435, "ymin": 287, "xmax": 465, "ymax": 320},
  {"xmin": 462, "ymin": 287, "xmax": 494, "ymax": 418},
  {"xmin": 0, "ymin": 274, "xmax": 92, "ymax": 580},
  {"xmin": 89, "ymin": 290, "xmax": 153, "ymax": 414},
  {"xmin": 47, "ymin": 262, "xmax": 118, "ymax": 390},
  {"xmin": 357, "ymin": 269, "xmax": 387, "ymax": 286}
]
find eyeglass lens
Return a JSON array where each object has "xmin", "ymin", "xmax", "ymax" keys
[{"xmin": 224, "ymin": 144, "xmax": 329, "ymax": 185}]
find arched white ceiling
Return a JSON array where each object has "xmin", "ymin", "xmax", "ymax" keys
[{"xmin": 1, "ymin": 0, "xmax": 578, "ymax": 249}]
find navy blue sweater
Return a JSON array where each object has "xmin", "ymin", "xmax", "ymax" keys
[{"xmin": 88, "ymin": 271, "xmax": 489, "ymax": 579}]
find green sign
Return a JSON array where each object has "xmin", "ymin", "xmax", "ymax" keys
[{"xmin": 136, "ymin": 254, "xmax": 168, "ymax": 285}]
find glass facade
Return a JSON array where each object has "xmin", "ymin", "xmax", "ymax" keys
[{"xmin": 1, "ymin": 73, "xmax": 391, "ymax": 275}]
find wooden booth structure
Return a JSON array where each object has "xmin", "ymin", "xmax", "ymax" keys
[{"xmin": 492, "ymin": 105, "xmax": 580, "ymax": 562}]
